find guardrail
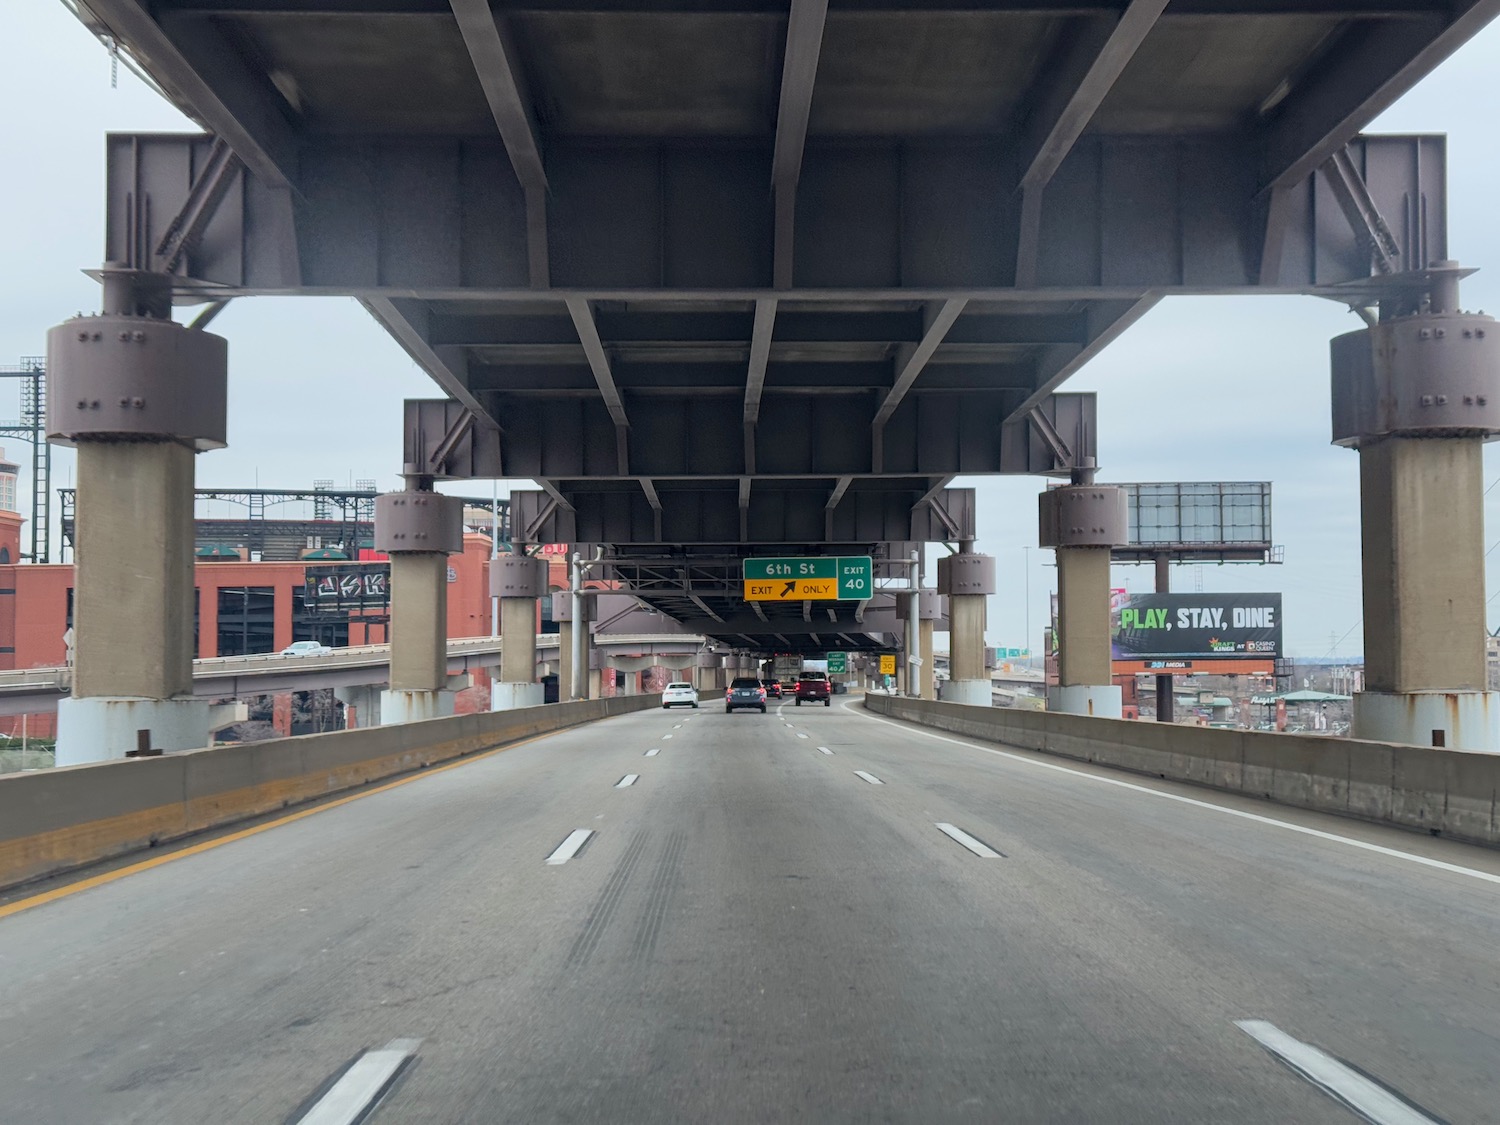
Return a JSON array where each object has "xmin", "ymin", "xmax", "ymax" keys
[
  {"xmin": 0, "ymin": 693, "xmax": 659, "ymax": 893},
  {"xmin": 864, "ymin": 695, "xmax": 1500, "ymax": 848}
]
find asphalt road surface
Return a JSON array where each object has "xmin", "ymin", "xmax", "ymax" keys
[{"xmin": 2, "ymin": 696, "xmax": 1498, "ymax": 1123}]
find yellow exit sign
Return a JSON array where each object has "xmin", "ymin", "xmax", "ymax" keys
[{"xmin": 743, "ymin": 578, "xmax": 837, "ymax": 601}]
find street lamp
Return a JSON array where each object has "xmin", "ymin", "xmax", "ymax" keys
[{"xmin": 1022, "ymin": 546, "xmax": 1032, "ymax": 660}]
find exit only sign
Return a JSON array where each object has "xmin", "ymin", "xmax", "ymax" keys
[{"xmin": 742, "ymin": 556, "xmax": 873, "ymax": 601}]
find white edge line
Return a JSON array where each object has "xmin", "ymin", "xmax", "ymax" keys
[
  {"xmin": 545, "ymin": 828, "xmax": 594, "ymax": 865},
  {"xmin": 935, "ymin": 822, "xmax": 1002, "ymax": 859},
  {"xmin": 817, "ymin": 746, "xmax": 833, "ymax": 755},
  {"xmin": 616, "ymin": 774, "xmax": 639, "ymax": 788},
  {"xmin": 846, "ymin": 703, "xmax": 1500, "ymax": 888},
  {"xmin": 854, "ymin": 770, "xmax": 884, "ymax": 785},
  {"xmin": 645, "ymin": 748, "xmax": 661, "ymax": 757},
  {"xmin": 1234, "ymin": 1021, "xmax": 1439, "ymax": 1125},
  {"xmin": 295, "ymin": 1038, "xmax": 422, "ymax": 1125}
]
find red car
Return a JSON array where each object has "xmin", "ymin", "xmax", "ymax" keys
[{"xmin": 795, "ymin": 672, "xmax": 831, "ymax": 706}]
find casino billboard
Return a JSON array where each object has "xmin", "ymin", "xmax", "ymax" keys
[{"xmin": 1111, "ymin": 593, "xmax": 1281, "ymax": 672}]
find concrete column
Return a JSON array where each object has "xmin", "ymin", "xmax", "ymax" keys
[
  {"xmin": 335, "ymin": 683, "xmax": 383, "ymax": 728},
  {"xmin": 918, "ymin": 589, "xmax": 941, "ymax": 700},
  {"xmin": 49, "ymin": 269, "xmax": 229, "ymax": 765},
  {"xmin": 1332, "ymin": 267, "xmax": 1500, "ymax": 750},
  {"xmin": 377, "ymin": 487, "xmax": 462, "ymax": 724},
  {"xmin": 1040, "ymin": 483, "xmax": 1127, "ymax": 718},
  {"xmin": 558, "ymin": 588, "xmax": 593, "ymax": 701},
  {"xmin": 938, "ymin": 551, "xmax": 994, "ymax": 706},
  {"xmin": 491, "ymin": 555, "xmax": 547, "ymax": 710}
]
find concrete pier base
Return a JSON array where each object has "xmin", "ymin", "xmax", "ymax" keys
[
  {"xmin": 1353, "ymin": 690, "xmax": 1500, "ymax": 753},
  {"xmin": 380, "ymin": 689, "xmax": 456, "ymax": 725},
  {"xmin": 491, "ymin": 681, "xmax": 546, "ymax": 711},
  {"xmin": 55, "ymin": 696, "xmax": 214, "ymax": 766},
  {"xmin": 940, "ymin": 679, "xmax": 992, "ymax": 706},
  {"xmin": 1047, "ymin": 683, "xmax": 1123, "ymax": 719}
]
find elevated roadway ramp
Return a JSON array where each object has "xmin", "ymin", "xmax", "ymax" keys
[
  {"xmin": 1, "ymin": 698, "xmax": 1497, "ymax": 1121},
  {"xmin": 0, "ymin": 632, "xmax": 710, "ymax": 716}
]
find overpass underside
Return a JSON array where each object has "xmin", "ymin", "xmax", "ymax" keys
[{"xmin": 49, "ymin": 0, "xmax": 1500, "ymax": 750}]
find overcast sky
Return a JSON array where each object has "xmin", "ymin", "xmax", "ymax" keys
[{"xmin": 5, "ymin": 2, "xmax": 1500, "ymax": 659}]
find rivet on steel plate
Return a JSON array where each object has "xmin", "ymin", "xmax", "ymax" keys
[
  {"xmin": 1421, "ymin": 395, "xmax": 1434, "ymax": 406},
  {"xmin": 76, "ymin": 331, "xmax": 88, "ymax": 342},
  {"xmin": 118, "ymin": 331, "xmax": 131, "ymax": 342},
  {"xmin": 1437, "ymin": 395, "xmax": 1449, "ymax": 405},
  {"xmin": 132, "ymin": 331, "xmax": 146, "ymax": 343},
  {"xmin": 132, "ymin": 398, "xmax": 145, "ymax": 409}
]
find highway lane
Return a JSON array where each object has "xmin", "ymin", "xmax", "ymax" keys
[{"xmin": 0, "ymin": 699, "xmax": 1497, "ymax": 1122}]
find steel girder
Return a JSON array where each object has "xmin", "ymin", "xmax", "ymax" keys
[{"xmin": 106, "ymin": 133, "xmax": 1444, "ymax": 299}]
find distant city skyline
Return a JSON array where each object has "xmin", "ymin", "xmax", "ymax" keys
[{"xmin": 6, "ymin": 5, "xmax": 1500, "ymax": 658}]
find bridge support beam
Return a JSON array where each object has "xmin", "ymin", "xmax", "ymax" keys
[
  {"xmin": 1334, "ymin": 266, "xmax": 1500, "ymax": 751},
  {"xmin": 377, "ymin": 486, "xmax": 463, "ymax": 724},
  {"xmin": 938, "ymin": 550, "xmax": 995, "ymax": 707},
  {"xmin": 1041, "ymin": 483, "xmax": 1127, "ymax": 718},
  {"xmin": 492, "ymin": 555, "xmax": 547, "ymax": 710},
  {"xmin": 47, "ymin": 269, "xmax": 227, "ymax": 765}
]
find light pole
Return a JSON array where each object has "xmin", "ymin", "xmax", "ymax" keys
[{"xmin": 1022, "ymin": 546, "xmax": 1032, "ymax": 662}]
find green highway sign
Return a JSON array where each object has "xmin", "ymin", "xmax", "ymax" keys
[
  {"xmin": 742, "ymin": 556, "xmax": 873, "ymax": 601},
  {"xmin": 827, "ymin": 652, "xmax": 847, "ymax": 673}
]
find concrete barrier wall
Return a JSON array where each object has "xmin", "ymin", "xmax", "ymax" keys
[
  {"xmin": 864, "ymin": 695, "xmax": 1500, "ymax": 847},
  {"xmin": 0, "ymin": 695, "xmax": 657, "ymax": 892}
]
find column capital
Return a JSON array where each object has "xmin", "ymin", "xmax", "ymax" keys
[
  {"xmin": 375, "ymin": 489, "xmax": 463, "ymax": 554},
  {"xmin": 1039, "ymin": 484, "xmax": 1127, "ymax": 548}
]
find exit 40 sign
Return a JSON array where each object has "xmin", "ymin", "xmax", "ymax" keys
[{"xmin": 742, "ymin": 556, "xmax": 873, "ymax": 601}]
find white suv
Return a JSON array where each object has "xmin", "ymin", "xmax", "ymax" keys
[{"xmin": 662, "ymin": 682, "xmax": 699, "ymax": 709}]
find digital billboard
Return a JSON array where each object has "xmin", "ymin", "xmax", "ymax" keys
[{"xmin": 1111, "ymin": 593, "xmax": 1281, "ymax": 661}]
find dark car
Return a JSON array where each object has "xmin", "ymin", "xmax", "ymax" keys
[
  {"xmin": 795, "ymin": 671, "xmax": 831, "ymax": 707},
  {"xmin": 726, "ymin": 677, "xmax": 768, "ymax": 713},
  {"xmin": 765, "ymin": 679, "xmax": 784, "ymax": 699}
]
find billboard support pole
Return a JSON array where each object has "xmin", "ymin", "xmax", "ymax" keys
[{"xmin": 1155, "ymin": 552, "xmax": 1174, "ymax": 724}]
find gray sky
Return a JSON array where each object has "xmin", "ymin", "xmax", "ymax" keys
[{"xmin": 6, "ymin": 2, "xmax": 1500, "ymax": 658}]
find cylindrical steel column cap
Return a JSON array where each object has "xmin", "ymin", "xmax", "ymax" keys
[
  {"xmin": 490, "ymin": 554, "xmax": 549, "ymax": 598},
  {"xmin": 1038, "ymin": 485, "xmax": 1127, "ymax": 548},
  {"xmin": 937, "ymin": 552, "xmax": 996, "ymax": 596},
  {"xmin": 375, "ymin": 490, "xmax": 463, "ymax": 554},
  {"xmin": 918, "ymin": 589, "xmax": 945, "ymax": 620},
  {"xmin": 46, "ymin": 314, "xmax": 228, "ymax": 449}
]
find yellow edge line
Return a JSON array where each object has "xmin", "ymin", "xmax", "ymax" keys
[{"xmin": 0, "ymin": 729, "xmax": 559, "ymax": 923}]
